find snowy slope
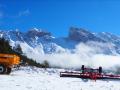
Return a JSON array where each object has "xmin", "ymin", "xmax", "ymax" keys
[
  {"xmin": 1, "ymin": 27, "xmax": 120, "ymax": 68},
  {"xmin": 0, "ymin": 67, "xmax": 120, "ymax": 90},
  {"xmin": 0, "ymin": 27, "xmax": 119, "ymax": 55}
]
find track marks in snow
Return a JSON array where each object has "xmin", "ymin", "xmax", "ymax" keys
[{"xmin": 0, "ymin": 67, "xmax": 120, "ymax": 90}]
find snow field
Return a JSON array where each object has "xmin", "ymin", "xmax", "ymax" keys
[{"xmin": 0, "ymin": 67, "xmax": 120, "ymax": 90}]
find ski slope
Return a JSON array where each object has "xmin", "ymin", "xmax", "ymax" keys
[{"xmin": 0, "ymin": 67, "xmax": 120, "ymax": 90}]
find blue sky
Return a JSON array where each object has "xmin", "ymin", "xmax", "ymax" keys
[{"xmin": 0, "ymin": 0, "xmax": 120, "ymax": 37}]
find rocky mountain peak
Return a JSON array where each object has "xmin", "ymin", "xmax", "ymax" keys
[
  {"xmin": 27, "ymin": 28, "xmax": 51, "ymax": 38},
  {"xmin": 68, "ymin": 27, "xmax": 104, "ymax": 42}
]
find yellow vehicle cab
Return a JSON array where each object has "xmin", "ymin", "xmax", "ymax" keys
[{"xmin": 0, "ymin": 54, "xmax": 20, "ymax": 74}]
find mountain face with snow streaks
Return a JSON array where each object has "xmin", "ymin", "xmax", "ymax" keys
[{"xmin": 0, "ymin": 27, "xmax": 120, "ymax": 62}]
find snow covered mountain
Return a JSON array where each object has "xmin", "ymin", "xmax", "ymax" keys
[
  {"xmin": 69, "ymin": 27, "xmax": 105, "ymax": 42},
  {"xmin": 0, "ymin": 27, "xmax": 119, "ymax": 53},
  {"xmin": 0, "ymin": 27, "xmax": 120, "ymax": 66}
]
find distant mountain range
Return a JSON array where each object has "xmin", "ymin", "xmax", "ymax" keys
[{"xmin": 0, "ymin": 27, "xmax": 120, "ymax": 62}]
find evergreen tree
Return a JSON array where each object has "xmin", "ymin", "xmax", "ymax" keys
[
  {"xmin": 0, "ymin": 38, "xmax": 50, "ymax": 68},
  {"xmin": 14, "ymin": 45, "xmax": 22, "ymax": 54},
  {"xmin": 0, "ymin": 38, "xmax": 14, "ymax": 54}
]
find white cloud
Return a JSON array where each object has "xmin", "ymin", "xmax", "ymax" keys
[
  {"xmin": 4, "ymin": 9, "xmax": 30, "ymax": 19},
  {"xmin": 0, "ymin": 9, "xmax": 30, "ymax": 19},
  {"xmin": 18, "ymin": 9, "xmax": 30, "ymax": 17},
  {"xmin": 19, "ymin": 41, "xmax": 120, "ymax": 71}
]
